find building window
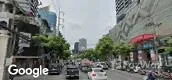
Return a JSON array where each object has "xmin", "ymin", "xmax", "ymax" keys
[{"xmin": 6, "ymin": 4, "xmax": 13, "ymax": 13}]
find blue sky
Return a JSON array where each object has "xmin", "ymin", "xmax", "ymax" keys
[{"xmin": 39, "ymin": 0, "xmax": 116, "ymax": 49}]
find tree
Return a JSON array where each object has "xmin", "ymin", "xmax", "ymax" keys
[
  {"xmin": 95, "ymin": 36, "xmax": 114, "ymax": 61},
  {"xmin": 165, "ymin": 37, "xmax": 172, "ymax": 53},
  {"xmin": 32, "ymin": 35, "xmax": 70, "ymax": 59},
  {"xmin": 113, "ymin": 43, "xmax": 132, "ymax": 57}
]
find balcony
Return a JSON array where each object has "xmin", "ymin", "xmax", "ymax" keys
[
  {"xmin": 0, "ymin": 12, "xmax": 41, "ymax": 27},
  {"xmin": 15, "ymin": 15, "xmax": 41, "ymax": 27}
]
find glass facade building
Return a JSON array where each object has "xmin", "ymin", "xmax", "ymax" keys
[{"xmin": 38, "ymin": 7, "xmax": 57, "ymax": 32}]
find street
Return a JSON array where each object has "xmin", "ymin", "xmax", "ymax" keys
[{"xmin": 14, "ymin": 69, "xmax": 144, "ymax": 80}]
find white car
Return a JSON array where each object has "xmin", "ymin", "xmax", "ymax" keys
[
  {"xmin": 94, "ymin": 62, "xmax": 108, "ymax": 70},
  {"xmin": 88, "ymin": 68, "xmax": 108, "ymax": 80}
]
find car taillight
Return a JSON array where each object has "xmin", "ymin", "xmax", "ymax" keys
[{"xmin": 92, "ymin": 73, "xmax": 96, "ymax": 76}]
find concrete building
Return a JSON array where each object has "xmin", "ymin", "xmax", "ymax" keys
[
  {"xmin": 79, "ymin": 38, "xmax": 87, "ymax": 52},
  {"xmin": 108, "ymin": 0, "xmax": 172, "ymax": 63},
  {"xmin": 0, "ymin": 0, "xmax": 49, "ymax": 79},
  {"xmin": 109, "ymin": 0, "xmax": 172, "ymax": 43}
]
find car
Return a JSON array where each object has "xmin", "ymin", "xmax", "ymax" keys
[
  {"xmin": 81, "ymin": 66, "xmax": 91, "ymax": 73},
  {"xmin": 48, "ymin": 63, "xmax": 61, "ymax": 75},
  {"xmin": 95, "ymin": 62, "xmax": 109, "ymax": 70},
  {"xmin": 65, "ymin": 65, "xmax": 79, "ymax": 79},
  {"xmin": 88, "ymin": 68, "xmax": 108, "ymax": 80}
]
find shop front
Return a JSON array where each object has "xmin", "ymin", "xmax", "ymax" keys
[{"xmin": 129, "ymin": 34, "xmax": 160, "ymax": 64}]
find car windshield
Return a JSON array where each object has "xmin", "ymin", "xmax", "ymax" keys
[
  {"xmin": 94, "ymin": 69, "xmax": 104, "ymax": 72},
  {"xmin": 100, "ymin": 63, "xmax": 106, "ymax": 65}
]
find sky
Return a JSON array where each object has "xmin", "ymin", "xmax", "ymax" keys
[{"xmin": 39, "ymin": 0, "xmax": 116, "ymax": 49}]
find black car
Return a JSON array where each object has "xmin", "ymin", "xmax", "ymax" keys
[
  {"xmin": 65, "ymin": 65, "xmax": 79, "ymax": 79},
  {"xmin": 80, "ymin": 66, "xmax": 91, "ymax": 73},
  {"xmin": 48, "ymin": 64, "xmax": 61, "ymax": 75}
]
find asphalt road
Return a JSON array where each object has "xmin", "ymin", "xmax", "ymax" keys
[{"xmin": 14, "ymin": 69, "xmax": 145, "ymax": 80}]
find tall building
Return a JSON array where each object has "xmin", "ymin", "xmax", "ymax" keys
[
  {"xmin": 108, "ymin": 0, "xmax": 172, "ymax": 64},
  {"xmin": 115, "ymin": 0, "xmax": 132, "ymax": 23},
  {"xmin": 73, "ymin": 42, "xmax": 79, "ymax": 54},
  {"xmin": 38, "ymin": 6, "xmax": 57, "ymax": 35},
  {"xmin": 109, "ymin": 0, "xmax": 172, "ymax": 43},
  {"xmin": 78, "ymin": 38, "xmax": 87, "ymax": 52}
]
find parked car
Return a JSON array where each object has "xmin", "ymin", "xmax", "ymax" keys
[
  {"xmin": 88, "ymin": 68, "xmax": 108, "ymax": 80},
  {"xmin": 48, "ymin": 63, "xmax": 61, "ymax": 75},
  {"xmin": 65, "ymin": 65, "xmax": 79, "ymax": 79}
]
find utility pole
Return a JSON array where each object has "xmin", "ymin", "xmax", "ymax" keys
[{"xmin": 57, "ymin": 8, "xmax": 64, "ymax": 36}]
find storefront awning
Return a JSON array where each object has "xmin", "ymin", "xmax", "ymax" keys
[{"xmin": 129, "ymin": 34, "xmax": 157, "ymax": 44}]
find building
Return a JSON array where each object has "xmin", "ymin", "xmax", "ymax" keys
[
  {"xmin": 79, "ymin": 38, "xmax": 87, "ymax": 52},
  {"xmin": 0, "ymin": 0, "xmax": 49, "ymax": 79},
  {"xmin": 108, "ymin": 0, "xmax": 172, "ymax": 64},
  {"xmin": 109, "ymin": 0, "xmax": 172, "ymax": 43},
  {"xmin": 14, "ymin": 0, "xmax": 39, "ymax": 16},
  {"xmin": 115, "ymin": 0, "xmax": 132, "ymax": 23},
  {"xmin": 38, "ymin": 6, "xmax": 57, "ymax": 35},
  {"xmin": 73, "ymin": 42, "xmax": 79, "ymax": 54}
]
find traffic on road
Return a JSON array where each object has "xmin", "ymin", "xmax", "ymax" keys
[{"xmin": 13, "ymin": 59, "xmax": 145, "ymax": 80}]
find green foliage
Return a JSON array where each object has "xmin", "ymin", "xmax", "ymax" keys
[
  {"xmin": 164, "ymin": 37, "xmax": 172, "ymax": 53},
  {"xmin": 32, "ymin": 35, "xmax": 70, "ymax": 59},
  {"xmin": 78, "ymin": 36, "xmax": 132, "ymax": 61},
  {"xmin": 113, "ymin": 43, "xmax": 132, "ymax": 56},
  {"xmin": 62, "ymin": 50, "xmax": 71, "ymax": 60},
  {"xmin": 167, "ymin": 38, "xmax": 172, "ymax": 47},
  {"xmin": 95, "ymin": 36, "xmax": 114, "ymax": 60}
]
